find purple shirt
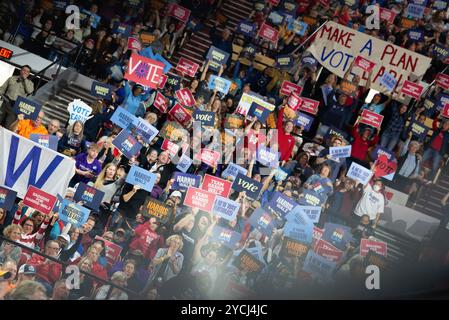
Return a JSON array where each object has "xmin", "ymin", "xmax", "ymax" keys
[{"xmin": 74, "ymin": 153, "xmax": 102, "ymax": 184}]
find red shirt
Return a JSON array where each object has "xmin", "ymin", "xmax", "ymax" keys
[
  {"xmin": 28, "ymin": 254, "xmax": 62, "ymax": 285},
  {"xmin": 129, "ymin": 222, "xmax": 163, "ymax": 260},
  {"xmin": 351, "ymin": 125, "xmax": 379, "ymax": 161},
  {"xmin": 244, "ymin": 129, "xmax": 266, "ymax": 155},
  {"xmin": 277, "ymin": 108, "xmax": 296, "ymax": 161},
  {"xmin": 431, "ymin": 132, "xmax": 444, "ymax": 151}
]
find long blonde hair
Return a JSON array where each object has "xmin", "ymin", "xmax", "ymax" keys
[{"xmin": 94, "ymin": 163, "xmax": 117, "ymax": 188}]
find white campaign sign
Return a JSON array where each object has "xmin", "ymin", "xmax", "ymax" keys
[
  {"xmin": 236, "ymin": 93, "xmax": 276, "ymax": 116},
  {"xmin": 67, "ymin": 99, "xmax": 93, "ymax": 125}
]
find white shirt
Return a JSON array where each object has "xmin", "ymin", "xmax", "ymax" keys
[{"xmin": 354, "ymin": 184, "xmax": 384, "ymax": 220}]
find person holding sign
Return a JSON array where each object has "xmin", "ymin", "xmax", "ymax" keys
[
  {"xmin": 421, "ymin": 118, "xmax": 449, "ymax": 180},
  {"xmin": 70, "ymin": 144, "xmax": 103, "ymax": 187},
  {"xmin": 380, "ymin": 103, "xmax": 409, "ymax": 151},
  {"xmin": 315, "ymin": 136, "xmax": 347, "ymax": 182},
  {"xmin": 360, "ymin": 93, "xmax": 392, "ymax": 115},
  {"xmin": 0, "ymin": 65, "xmax": 34, "ymax": 128},
  {"xmin": 10, "ymin": 111, "xmax": 48, "ymax": 139},
  {"xmin": 303, "ymin": 164, "xmax": 334, "ymax": 200},
  {"xmin": 57, "ymin": 121, "xmax": 88, "ymax": 157},
  {"xmin": 391, "ymin": 140, "xmax": 422, "ymax": 193},
  {"xmin": 350, "ymin": 117, "xmax": 379, "ymax": 167},
  {"xmin": 121, "ymin": 80, "xmax": 153, "ymax": 117},
  {"xmin": 277, "ymin": 106, "xmax": 296, "ymax": 163}
]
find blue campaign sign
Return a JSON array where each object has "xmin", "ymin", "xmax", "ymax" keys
[
  {"xmin": 268, "ymin": 11, "xmax": 284, "ymax": 25},
  {"xmin": 248, "ymin": 207, "xmax": 275, "ymax": 236},
  {"xmin": 13, "ymin": 96, "xmax": 41, "ymax": 120},
  {"xmin": 222, "ymin": 163, "xmax": 248, "ymax": 181},
  {"xmin": 53, "ymin": 194, "xmax": 64, "ymax": 214},
  {"xmin": 193, "ymin": 110, "xmax": 215, "ymax": 127},
  {"xmin": 248, "ymin": 102, "xmax": 270, "ymax": 123},
  {"xmin": 90, "ymin": 81, "xmax": 113, "ymax": 99},
  {"xmin": 433, "ymin": 1, "xmax": 447, "ymax": 10},
  {"xmin": 110, "ymin": 107, "xmax": 138, "ymax": 129},
  {"xmin": 212, "ymin": 196, "xmax": 240, "ymax": 221},
  {"xmin": 154, "ymin": 53, "xmax": 172, "ymax": 74},
  {"xmin": 237, "ymin": 21, "xmax": 257, "ymax": 36},
  {"xmin": 408, "ymin": 120, "xmax": 429, "ymax": 142},
  {"xmin": 436, "ymin": 93, "xmax": 449, "ymax": 111},
  {"xmin": 329, "ymin": 145, "xmax": 352, "ymax": 159},
  {"xmin": 266, "ymin": 191, "xmax": 298, "ymax": 219},
  {"xmin": 322, "ymin": 223, "xmax": 353, "ymax": 251},
  {"xmin": 0, "ymin": 186, "xmax": 17, "ymax": 211},
  {"xmin": 298, "ymin": 189, "xmax": 326, "ymax": 207},
  {"xmin": 380, "ymin": 72, "xmax": 398, "ymax": 92},
  {"xmin": 406, "ymin": 3, "xmax": 425, "ymax": 19},
  {"xmin": 256, "ymin": 146, "xmax": 280, "ymax": 168},
  {"xmin": 410, "ymin": 0, "xmax": 427, "ymax": 5},
  {"xmin": 73, "ymin": 182, "xmax": 105, "ymax": 212},
  {"xmin": 276, "ymin": 55, "xmax": 293, "ymax": 68},
  {"xmin": 59, "ymin": 199, "xmax": 91, "ymax": 228},
  {"xmin": 112, "ymin": 129, "xmax": 143, "ymax": 159},
  {"xmin": 295, "ymin": 112, "xmax": 314, "ymax": 131},
  {"xmin": 274, "ymin": 167, "xmax": 289, "ymax": 182},
  {"xmin": 284, "ymin": 220, "xmax": 313, "ymax": 244},
  {"xmin": 370, "ymin": 145, "xmax": 395, "ymax": 161},
  {"xmin": 302, "ymin": 250, "xmax": 337, "ymax": 280},
  {"xmin": 29, "ymin": 134, "xmax": 58, "ymax": 151},
  {"xmin": 208, "ymin": 75, "xmax": 231, "ymax": 95},
  {"xmin": 346, "ymin": 162, "xmax": 373, "ymax": 185},
  {"xmin": 210, "ymin": 225, "xmax": 241, "ymax": 249},
  {"xmin": 176, "ymin": 154, "xmax": 193, "ymax": 173},
  {"xmin": 232, "ymin": 173, "xmax": 262, "ymax": 199},
  {"xmin": 407, "ymin": 29, "xmax": 424, "ymax": 42},
  {"xmin": 287, "ymin": 20, "xmax": 308, "ymax": 36},
  {"xmin": 325, "ymin": 126, "xmax": 348, "ymax": 141},
  {"xmin": 172, "ymin": 172, "xmax": 200, "ymax": 191},
  {"xmin": 433, "ymin": 44, "xmax": 449, "ymax": 61},
  {"xmin": 206, "ymin": 46, "xmax": 230, "ymax": 72},
  {"xmin": 285, "ymin": 205, "xmax": 315, "ymax": 227},
  {"xmin": 296, "ymin": 205, "xmax": 321, "ymax": 223},
  {"xmin": 133, "ymin": 117, "xmax": 159, "ymax": 144},
  {"xmin": 112, "ymin": 22, "xmax": 131, "ymax": 37},
  {"xmin": 126, "ymin": 165, "xmax": 157, "ymax": 192}
]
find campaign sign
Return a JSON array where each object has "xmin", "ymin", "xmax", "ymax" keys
[
  {"xmin": 295, "ymin": 205, "xmax": 322, "ymax": 224},
  {"xmin": 168, "ymin": 3, "xmax": 191, "ymax": 23},
  {"xmin": 140, "ymin": 31, "xmax": 155, "ymax": 45},
  {"xmin": 176, "ymin": 154, "xmax": 193, "ymax": 173},
  {"xmin": 370, "ymin": 145, "xmax": 395, "ymax": 162},
  {"xmin": 237, "ymin": 21, "xmax": 257, "ymax": 36},
  {"xmin": 141, "ymin": 197, "xmax": 172, "ymax": 221},
  {"xmin": 73, "ymin": 183, "xmax": 105, "ymax": 212},
  {"xmin": 166, "ymin": 74, "xmax": 181, "ymax": 91},
  {"xmin": 0, "ymin": 186, "xmax": 17, "ymax": 211},
  {"xmin": 183, "ymin": 186, "xmax": 216, "ymax": 213},
  {"xmin": 280, "ymin": 80, "xmax": 303, "ymax": 96},
  {"xmin": 153, "ymin": 54, "xmax": 173, "ymax": 75},
  {"xmin": 360, "ymin": 109, "xmax": 384, "ymax": 129},
  {"xmin": 110, "ymin": 107, "xmax": 137, "ymax": 129},
  {"xmin": 433, "ymin": 0, "xmax": 448, "ymax": 10},
  {"xmin": 53, "ymin": 194, "xmax": 64, "ymax": 214},
  {"xmin": 268, "ymin": 11, "xmax": 284, "ymax": 25},
  {"xmin": 212, "ymin": 196, "xmax": 240, "ymax": 221},
  {"xmin": 303, "ymin": 250, "xmax": 337, "ymax": 280},
  {"xmin": 360, "ymin": 238, "xmax": 388, "ymax": 257},
  {"xmin": 59, "ymin": 199, "xmax": 90, "ymax": 227},
  {"xmin": 274, "ymin": 167, "xmax": 289, "ymax": 182},
  {"xmin": 133, "ymin": 118, "xmax": 159, "ymax": 144},
  {"xmin": 233, "ymin": 249, "xmax": 264, "ymax": 274},
  {"xmin": 125, "ymin": 53, "xmax": 165, "ymax": 89},
  {"xmin": 90, "ymin": 81, "xmax": 113, "ymax": 99},
  {"xmin": 232, "ymin": 173, "xmax": 262, "ymax": 200},
  {"xmin": 312, "ymin": 226, "xmax": 324, "ymax": 249},
  {"xmin": 433, "ymin": 44, "xmax": 449, "ymax": 61},
  {"xmin": 406, "ymin": 3, "xmax": 425, "ymax": 19},
  {"xmin": 112, "ymin": 129, "xmax": 142, "ymax": 159},
  {"xmin": 153, "ymin": 92, "xmax": 168, "ymax": 113},
  {"xmin": 197, "ymin": 148, "xmax": 221, "ymax": 168},
  {"xmin": 29, "ymin": 134, "xmax": 58, "ymax": 151},
  {"xmin": 248, "ymin": 102, "xmax": 270, "ymax": 123},
  {"xmin": 266, "ymin": 191, "xmax": 297, "ymax": 219},
  {"xmin": 127, "ymin": 37, "xmax": 142, "ymax": 51},
  {"xmin": 436, "ymin": 73, "xmax": 449, "ymax": 90},
  {"xmin": 222, "ymin": 163, "xmax": 248, "ymax": 180},
  {"xmin": 256, "ymin": 146, "xmax": 280, "ymax": 168},
  {"xmin": 206, "ymin": 46, "xmax": 230, "ymax": 72},
  {"xmin": 380, "ymin": 8, "xmax": 396, "ymax": 24},
  {"xmin": 168, "ymin": 103, "xmax": 192, "ymax": 127},
  {"xmin": 172, "ymin": 172, "xmax": 200, "ymax": 191},
  {"xmin": 347, "ymin": 162, "xmax": 373, "ymax": 185},
  {"xmin": 281, "ymin": 237, "xmax": 309, "ymax": 258},
  {"xmin": 208, "ymin": 75, "xmax": 231, "ymax": 95},
  {"xmin": 126, "ymin": 165, "xmax": 157, "ymax": 192},
  {"xmin": 287, "ymin": 94, "xmax": 301, "ymax": 111},
  {"xmin": 409, "ymin": 120, "xmax": 429, "ymax": 142},
  {"xmin": 236, "ymin": 93, "xmax": 276, "ymax": 116},
  {"xmin": 176, "ymin": 57, "xmax": 199, "ymax": 78},
  {"xmin": 401, "ymin": 80, "xmax": 424, "ymax": 99},
  {"xmin": 13, "ymin": 96, "xmax": 41, "ymax": 120},
  {"xmin": 379, "ymin": 72, "xmax": 398, "ymax": 92},
  {"xmin": 23, "ymin": 185, "xmax": 57, "ymax": 215},
  {"xmin": 258, "ymin": 23, "xmax": 279, "ymax": 43},
  {"xmin": 322, "ymin": 223, "xmax": 353, "ymax": 251},
  {"xmin": 287, "ymin": 20, "xmax": 308, "ymax": 36},
  {"xmin": 295, "ymin": 112, "xmax": 314, "ymax": 131},
  {"xmin": 210, "ymin": 226, "xmax": 241, "ymax": 249},
  {"xmin": 437, "ymin": 93, "xmax": 449, "ymax": 111},
  {"xmin": 175, "ymin": 88, "xmax": 196, "ymax": 107},
  {"xmin": 298, "ymin": 189, "xmax": 325, "ymax": 207},
  {"xmin": 314, "ymin": 239, "xmax": 344, "ymax": 263},
  {"xmin": 284, "ymin": 204, "xmax": 314, "ymax": 225},
  {"xmin": 161, "ymin": 139, "xmax": 180, "ymax": 157},
  {"xmin": 95, "ymin": 235, "xmax": 123, "ymax": 266},
  {"xmin": 329, "ymin": 145, "xmax": 352, "ymax": 159},
  {"xmin": 299, "ymin": 97, "xmax": 319, "ymax": 115},
  {"xmin": 113, "ymin": 23, "xmax": 132, "ymax": 37},
  {"xmin": 407, "ymin": 29, "xmax": 424, "ymax": 42},
  {"xmin": 248, "ymin": 207, "xmax": 275, "ymax": 236},
  {"xmin": 67, "ymin": 99, "xmax": 92, "ymax": 125},
  {"xmin": 442, "ymin": 104, "xmax": 449, "ymax": 119},
  {"xmin": 276, "ymin": 55, "xmax": 293, "ymax": 68},
  {"xmin": 201, "ymin": 174, "xmax": 232, "ymax": 197},
  {"xmin": 354, "ymin": 56, "xmax": 375, "ymax": 73}
]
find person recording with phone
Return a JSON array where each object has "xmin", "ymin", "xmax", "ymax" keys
[{"xmin": 0, "ymin": 65, "xmax": 35, "ymax": 128}]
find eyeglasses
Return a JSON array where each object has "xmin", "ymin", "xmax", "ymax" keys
[{"xmin": 24, "ymin": 223, "xmax": 34, "ymax": 227}]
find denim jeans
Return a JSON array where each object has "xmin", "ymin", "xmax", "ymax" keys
[
  {"xmin": 422, "ymin": 148, "xmax": 442, "ymax": 179},
  {"xmin": 380, "ymin": 131, "xmax": 400, "ymax": 151}
]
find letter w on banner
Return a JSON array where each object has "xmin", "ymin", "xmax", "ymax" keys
[
  {"xmin": 0, "ymin": 128, "xmax": 75, "ymax": 198},
  {"xmin": 125, "ymin": 53, "xmax": 165, "ymax": 89}
]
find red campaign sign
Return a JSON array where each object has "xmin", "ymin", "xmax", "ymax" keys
[
  {"xmin": 168, "ymin": 103, "xmax": 192, "ymax": 127},
  {"xmin": 442, "ymin": 104, "xmax": 449, "ymax": 118},
  {"xmin": 436, "ymin": 73, "xmax": 449, "ymax": 90},
  {"xmin": 360, "ymin": 109, "xmax": 384, "ymax": 129},
  {"xmin": 125, "ymin": 53, "xmax": 165, "ymax": 89},
  {"xmin": 158, "ymin": 74, "xmax": 168, "ymax": 89},
  {"xmin": 175, "ymin": 88, "xmax": 196, "ymax": 107},
  {"xmin": 195, "ymin": 148, "xmax": 221, "ymax": 167},
  {"xmin": 127, "ymin": 37, "xmax": 142, "ymax": 51},
  {"xmin": 280, "ymin": 80, "xmax": 303, "ymax": 96},
  {"xmin": 161, "ymin": 139, "xmax": 180, "ymax": 157},
  {"xmin": 176, "ymin": 57, "xmax": 199, "ymax": 78},
  {"xmin": 380, "ymin": 8, "xmax": 396, "ymax": 24},
  {"xmin": 354, "ymin": 56, "xmax": 376, "ymax": 73},
  {"xmin": 401, "ymin": 80, "xmax": 424, "ymax": 100},
  {"xmin": 374, "ymin": 155, "xmax": 398, "ymax": 178},
  {"xmin": 168, "ymin": 3, "xmax": 191, "ymax": 23},
  {"xmin": 95, "ymin": 236, "xmax": 123, "ymax": 265},
  {"xmin": 319, "ymin": 0, "xmax": 330, "ymax": 7},
  {"xmin": 23, "ymin": 186, "xmax": 57, "ymax": 215},
  {"xmin": 184, "ymin": 187, "xmax": 216, "ymax": 212},
  {"xmin": 312, "ymin": 226, "xmax": 324, "ymax": 249},
  {"xmin": 314, "ymin": 239, "xmax": 344, "ymax": 263},
  {"xmin": 360, "ymin": 239, "xmax": 387, "ymax": 257},
  {"xmin": 287, "ymin": 94, "xmax": 302, "ymax": 111},
  {"xmin": 258, "ymin": 23, "xmax": 279, "ymax": 43},
  {"xmin": 267, "ymin": 0, "xmax": 280, "ymax": 5},
  {"xmin": 299, "ymin": 97, "xmax": 320, "ymax": 115},
  {"xmin": 153, "ymin": 92, "xmax": 168, "ymax": 113},
  {"xmin": 201, "ymin": 174, "xmax": 232, "ymax": 197}
]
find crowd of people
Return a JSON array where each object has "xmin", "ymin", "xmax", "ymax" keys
[{"xmin": 1, "ymin": 0, "xmax": 449, "ymax": 300}]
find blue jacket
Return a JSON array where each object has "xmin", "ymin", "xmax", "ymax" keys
[{"xmin": 122, "ymin": 81, "xmax": 152, "ymax": 117}]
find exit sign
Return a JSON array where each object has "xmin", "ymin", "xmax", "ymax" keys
[{"xmin": 0, "ymin": 47, "xmax": 13, "ymax": 60}]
